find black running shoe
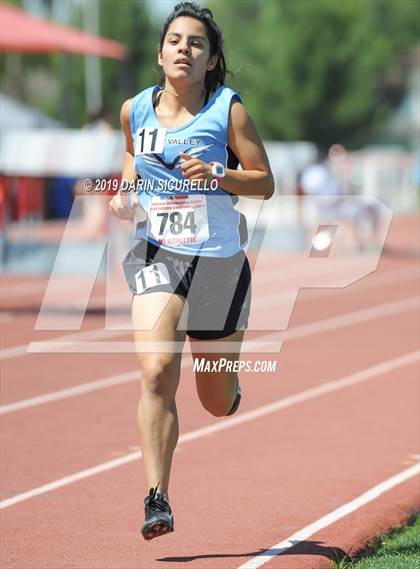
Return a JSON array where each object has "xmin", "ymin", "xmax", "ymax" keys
[
  {"xmin": 141, "ymin": 483, "xmax": 174, "ymax": 541},
  {"xmin": 226, "ymin": 382, "xmax": 241, "ymax": 416}
]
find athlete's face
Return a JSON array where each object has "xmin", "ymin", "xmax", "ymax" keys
[{"xmin": 158, "ymin": 17, "xmax": 218, "ymax": 86}]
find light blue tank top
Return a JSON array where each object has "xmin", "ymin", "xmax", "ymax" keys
[{"xmin": 129, "ymin": 84, "xmax": 245, "ymax": 257}]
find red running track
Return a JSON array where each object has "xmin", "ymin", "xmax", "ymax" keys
[{"xmin": 0, "ymin": 213, "xmax": 419, "ymax": 569}]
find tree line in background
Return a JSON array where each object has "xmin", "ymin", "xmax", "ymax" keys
[{"xmin": 1, "ymin": 0, "xmax": 419, "ymax": 150}]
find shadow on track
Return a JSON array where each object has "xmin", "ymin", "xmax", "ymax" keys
[{"xmin": 158, "ymin": 540, "xmax": 348, "ymax": 564}]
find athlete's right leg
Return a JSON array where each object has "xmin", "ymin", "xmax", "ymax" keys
[{"xmin": 132, "ymin": 291, "xmax": 187, "ymax": 498}]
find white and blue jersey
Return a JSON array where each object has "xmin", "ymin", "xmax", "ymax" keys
[{"xmin": 129, "ymin": 84, "xmax": 245, "ymax": 257}]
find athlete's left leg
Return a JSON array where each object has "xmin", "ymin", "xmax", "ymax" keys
[{"xmin": 190, "ymin": 329, "xmax": 244, "ymax": 417}]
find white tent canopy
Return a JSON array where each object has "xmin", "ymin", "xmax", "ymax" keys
[{"xmin": 0, "ymin": 93, "xmax": 62, "ymax": 129}]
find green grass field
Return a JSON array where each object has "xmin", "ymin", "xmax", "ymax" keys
[{"xmin": 331, "ymin": 512, "xmax": 420, "ymax": 569}]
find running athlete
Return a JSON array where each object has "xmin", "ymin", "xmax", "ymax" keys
[{"xmin": 109, "ymin": 2, "xmax": 274, "ymax": 540}]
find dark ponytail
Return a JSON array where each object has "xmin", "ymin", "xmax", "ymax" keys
[{"xmin": 158, "ymin": 2, "xmax": 232, "ymax": 93}]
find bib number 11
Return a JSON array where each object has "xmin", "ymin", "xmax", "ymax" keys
[
  {"xmin": 135, "ymin": 263, "xmax": 171, "ymax": 294},
  {"xmin": 135, "ymin": 127, "xmax": 166, "ymax": 155}
]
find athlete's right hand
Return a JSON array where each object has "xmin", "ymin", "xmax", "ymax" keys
[{"xmin": 108, "ymin": 192, "xmax": 138, "ymax": 220}]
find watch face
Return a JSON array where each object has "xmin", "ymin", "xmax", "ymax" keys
[{"xmin": 213, "ymin": 164, "xmax": 225, "ymax": 177}]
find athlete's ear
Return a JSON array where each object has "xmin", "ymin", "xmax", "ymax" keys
[{"xmin": 207, "ymin": 54, "xmax": 218, "ymax": 71}]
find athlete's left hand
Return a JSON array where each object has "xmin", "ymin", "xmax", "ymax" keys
[{"xmin": 179, "ymin": 152, "xmax": 213, "ymax": 185}]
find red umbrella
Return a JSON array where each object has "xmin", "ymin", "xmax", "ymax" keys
[{"xmin": 0, "ymin": 3, "xmax": 126, "ymax": 59}]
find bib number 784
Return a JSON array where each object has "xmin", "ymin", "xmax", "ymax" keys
[
  {"xmin": 149, "ymin": 194, "xmax": 209, "ymax": 245},
  {"xmin": 157, "ymin": 211, "xmax": 197, "ymax": 235}
]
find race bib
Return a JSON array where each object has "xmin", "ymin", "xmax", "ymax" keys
[
  {"xmin": 148, "ymin": 195, "xmax": 209, "ymax": 246},
  {"xmin": 135, "ymin": 127, "xmax": 167, "ymax": 155},
  {"xmin": 135, "ymin": 262, "xmax": 171, "ymax": 294}
]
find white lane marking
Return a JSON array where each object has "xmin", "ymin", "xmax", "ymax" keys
[
  {"xmin": 0, "ymin": 326, "xmax": 127, "ymax": 360},
  {"xmin": 0, "ymin": 370, "xmax": 139, "ymax": 414},
  {"xmin": 282, "ymin": 295, "xmax": 418, "ymax": 340},
  {"xmin": 0, "ymin": 257, "xmax": 327, "ymax": 299},
  {"xmin": 1, "ymin": 266, "xmax": 418, "ymax": 360},
  {"xmin": 259, "ymin": 265, "xmax": 419, "ymax": 309},
  {"xmin": 2, "ymin": 296, "xmax": 419, "ymax": 413},
  {"xmin": 0, "ymin": 451, "xmax": 143, "ymax": 510},
  {"xmin": 237, "ymin": 463, "xmax": 420, "ymax": 569},
  {"xmin": 0, "ymin": 279, "xmax": 101, "ymax": 300},
  {"xmin": 2, "ymin": 264, "xmax": 417, "ymax": 301},
  {"xmin": 24, "ymin": 295, "xmax": 420, "ymax": 355},
  {"xmin": 5, "ymin": 266, "xmax": 417, "ymax": 314},
  {"xmin": 0, "ymin": 354, "xmax": 190, "ymax": 415},
  {"xmin": 1, "ymin": 350, "xmax": 418, "ymax": 509},
  {"xmin": 0, "ymin": 334, "xmax": 276, "ymax": 414}
]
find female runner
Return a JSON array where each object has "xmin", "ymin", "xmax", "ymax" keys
[{"xmin": 109, "ymin": 1, "xmax": 273, "ymax": 540}]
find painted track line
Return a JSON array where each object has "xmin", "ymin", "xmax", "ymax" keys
[
  {"xmin": 237, "ymin": 462, "xmax": 420, "ymax": 569},
  {"xmin": 282, "ymin": 295, "xmax": 418, "ymax": 340},
  {"xmin": 1, "ymin": 264, "xmax": 416, "ymax": 302},
  {"xmin": 5, "ymin": 263, "xmax": 415, "ymax": 313},
  {"xmin": 0, "ymin": 255, "xmax": 361, "ymax": 300},
  {"xmin": 2, "ymin": 294, "xmax": 419, "ymax": 414},
  {"xmin": 0, "ymin": 370, "xmax": 140, "ymax": 415},
  {"xmin": 2, "ymin": 266, "xmax": 418, "ymax": 360},
  {"xmin": 0, "ymin": 350, "xmax": 200, "ymax": 414},
  {"xmin": 1, "ymin": 296, "xmax": 418, "ymax": 414},
  {"xmin": 1, "ymin": 350, "xmax": 418, "ymax": 510},
  {"xmin": 24, "ymin": 294, "xmax": 420, "ymax": 354},
  {"xmin": 0, "ymin": 326, "xmax": 126, "ymax": 360}
]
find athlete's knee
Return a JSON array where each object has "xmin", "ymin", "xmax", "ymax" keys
[
  {"xmin": 139, "ymin": 356, "xmax": 178, "ymax": 398},
  {"xmin": 202, "ymin": 400, "xmax": 231, "ymax": 417},
  {"xmin": 198, "ymin": 386, "xmax": 234, "ymax": 417},
  {"xmin": 205, "ymin": 405, "xmax": 228, "ymax": 417}
]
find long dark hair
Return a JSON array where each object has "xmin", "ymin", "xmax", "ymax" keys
[{"xmin": 158, "ymin": 2, "xmax": 232, "ymax": 93}]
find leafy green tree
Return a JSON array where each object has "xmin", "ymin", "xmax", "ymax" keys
[
  {"xmin": 210, "ymin": 0, "xmax": 420, "ymax": 148},
  {"xmin": 2, "ymin": 0, "xmax": 418, "ymax": 144},
  {"xmin": 99, "ymin": 0, "xmax": 158, "ymax": 125},
  {"xmin": 64, "ymin": 0, "xmax": 158, "ymax": 126}
]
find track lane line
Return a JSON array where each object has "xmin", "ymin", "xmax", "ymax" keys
[
  {"xmin": 0, "ymin": 326, "xmax": 126, "ymax": 360},
  {"xmin": 281, "ymin": 295, "xmax": 418, "ymax": 340},
  {"xmin": 237, "ymin": 462, "xmax": 420, "ymax": 569},
  {"xmin": 0, "ymin": 256, "xmax": 367, "ymax": 299},
  {"xmin": 0, "ymin": 370, "xmax": 140, "ymax": 414},
  {"xmin": 1, "ymin": 350, "xmax": 418, "ymax": 510},
  {"xmin": 23, "ymin": 294, "xmax": 420, "ymax": 354},
  {"xmin": 2, "ymin": 266, "xmax": 418, "ymax": 360},
  {"xmin": 1, "ymin": 297, "xmax": 418, "ymax": 414}
]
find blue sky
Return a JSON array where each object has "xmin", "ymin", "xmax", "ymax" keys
[
  {"xmin": 145, "ymin": 0, "xmax": 179, "ymax": 23},
  {"xmin": 22, "ymin": 0, "xmax": 179, "ymax": 24}
]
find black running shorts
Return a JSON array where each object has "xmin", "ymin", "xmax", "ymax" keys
[{"xmin": 122, "ymin": 239, "xmax": 251, "ymax": 340}]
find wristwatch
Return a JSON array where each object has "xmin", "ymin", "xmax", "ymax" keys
[{"xmin": 210, "ymin": 161, "xmax": 226, "ymax": 181}]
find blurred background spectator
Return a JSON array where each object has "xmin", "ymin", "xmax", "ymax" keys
[{"xmin": 0, "ymin": 0, "xmax": 418, "ymax": 273}]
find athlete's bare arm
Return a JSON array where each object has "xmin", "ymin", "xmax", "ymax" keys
[
  {"xmin": 180, "ymin": 100, "xmax": 274, "ymax": 199},
  {"xmin": 120, "ymin": 98, "xmax": 137, "ymax": 180},
  {"xmin": 109, "ymin": 98, "xmax": 139, "ymax": 220},
  {"xmin": 225, "ymin": 100, "xmax": 274, "ymax": 199}
]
